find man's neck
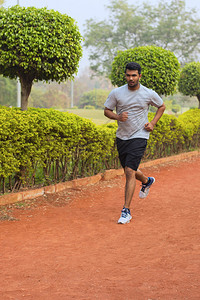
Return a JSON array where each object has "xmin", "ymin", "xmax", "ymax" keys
[{"xmin": 128, "ymin": 83, "xmax": 140, "ymax": 91}]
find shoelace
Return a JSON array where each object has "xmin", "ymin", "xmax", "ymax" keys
[
  {"xmin": 121, "ymin": 209, "xmax": 130, "ymax": 218},
  {"xmin": 141, "ymin": 184, "xmax": 147, "ymax": 192}
]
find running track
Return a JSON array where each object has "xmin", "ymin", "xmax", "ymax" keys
[{"xmin": 0, "ymin": 154, "xmax": 200, "ymax": 300}]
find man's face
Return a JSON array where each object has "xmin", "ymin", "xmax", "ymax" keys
[{"xmin": 125, "ymin": 69, "xmax": 141, "ymax": 89}]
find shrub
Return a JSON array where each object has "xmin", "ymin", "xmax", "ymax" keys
[
  {"xmin": 79, "ymin": 89, "xmax": 110, "ymax": 109},
  {"xmin": 84, "ymin": 105, "xmax": 95, "ymax": 109}
]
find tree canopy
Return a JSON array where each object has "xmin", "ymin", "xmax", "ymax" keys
[
  {"xmin": 84, "ymin": 0, "xmax": 200, "ymax": 76},
  {"xmin": 178, "ymin": 62, "xmax": 200, "ymax": 108},
  {"xmin": 110, "ymin": 46, "xmax": 180, "ymax": 96},
  {"xmin": 0, "ymin": 6, "xmax": 83, "ymax": 110}
]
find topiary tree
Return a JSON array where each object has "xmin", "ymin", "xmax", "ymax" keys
[
  {"xmin": 0, "ymin": 6, "xmax": 82, "ymax": 110},
  {"xmin": 178, "ymin": 62, "xmax": 200, "ymax": 109},
  {"xmin": 110, "ymin": 46, "xmax": 180, "ymax": 96}
]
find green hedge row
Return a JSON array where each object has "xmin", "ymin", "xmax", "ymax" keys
[
  {"xmin": 0, "ymin": 107, "xmax": 118, "ymax": 193},
  {"xmin": 146, "ymin": 109, "xmax": 200, "ymax": 158},
  {"xmin": 0, "ymin": 107, "xmax": 199, "ymax": 194}
]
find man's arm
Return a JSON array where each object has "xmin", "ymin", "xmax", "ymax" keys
[
  {"xmin": 104, "ymin": 107, "xmax": 128, "ymax": 122},
  {"xmin": 144, "ymin": 103, "xmax": 166, "ymax": 132}
]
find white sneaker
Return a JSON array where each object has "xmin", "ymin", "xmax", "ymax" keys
[
  {"xmin": 139, "ymin": 177, "xmax": 155, "ymax": 199},
  {"xmin": 118, "ymin": 207, "xmax": 132, "ymax": 224}
]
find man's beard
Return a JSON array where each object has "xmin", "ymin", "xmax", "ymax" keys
[{"xmin": 128, "ymin": 79, "xmax": 139, "ymax": 88}]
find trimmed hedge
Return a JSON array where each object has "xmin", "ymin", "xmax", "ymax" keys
[
  {"xmin": 0, "ymin": 107, "xmax": 118, "ymax": 193},
  {"xmin": 0, "ymin": 107, "xmax": 199, "ymax": 194},
  {"xmin": 146, "ymin": 109, "xmax": 200, "ymax": 159}
]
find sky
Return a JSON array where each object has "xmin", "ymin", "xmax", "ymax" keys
[{"xmin": 3, "ymin": 0, "xmax": 200, "ymax": 74}]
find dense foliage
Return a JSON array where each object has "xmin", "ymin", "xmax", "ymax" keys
[
  {"xmin": 0, "ymin": 107, "xmax": 199, "ymax": 194},
  {"xmin": 110, "ymin": 46, "xmax": 180, "ymax": 96},
  {"xmin": 178, "ymin": 62, "xmax": 200, "ymax": 108},
  {"xmin": 0, "ymin": 6, "xmax": 82, "ymax": 110},
  {"xmin": 0, "ymin": 107, "xmax": 117, "ymax": 193}
]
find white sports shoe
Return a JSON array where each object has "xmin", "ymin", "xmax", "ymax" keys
[
  {"xmin": 139, "ymin": 177, "xmax": 155, "ymax": 199},
  {"xmin": 118, "ymin": 207, "xmax": 132, "ymax": 224}
]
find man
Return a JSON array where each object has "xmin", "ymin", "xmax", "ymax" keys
[{"xmin": 104, "ymin": 62, "xmax": 165, "ymax": 224}]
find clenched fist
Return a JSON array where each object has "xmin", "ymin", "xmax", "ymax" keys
[{"xmin": 118, "ymin": 112, "xmax": 128, "ymax": 122}]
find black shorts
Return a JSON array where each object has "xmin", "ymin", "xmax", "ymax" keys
[{"xmin": 116, "ymin": 138, "xmax": 147, "ymax": 171}]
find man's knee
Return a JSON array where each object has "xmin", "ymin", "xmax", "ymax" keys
[{"xmin": 125, "ymin": 166, "xmax": 136, "ymax": 179}]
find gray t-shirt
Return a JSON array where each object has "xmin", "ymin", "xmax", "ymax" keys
[{"xmin": 104, "ymin": 84, "xmax": 163, "ymax": 140}]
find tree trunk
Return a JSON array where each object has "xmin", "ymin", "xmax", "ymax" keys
[
  {"xmin": 20, "ymin": 75, "xmax": 33, "ymax": 111},
  {"xmin": 197, "ymin": 95, "xmax": 200, "ymax": 109}
]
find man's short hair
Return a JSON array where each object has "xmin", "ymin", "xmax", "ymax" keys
[{"xmin": 125, "ymin": 62, "xmax": 142, "ymax": 75}]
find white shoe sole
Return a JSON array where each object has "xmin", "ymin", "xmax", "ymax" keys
[{"xmin": 118, "ymin": 215, "xmax": 132, "ymax": 224}]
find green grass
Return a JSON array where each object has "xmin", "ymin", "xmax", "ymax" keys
[
  {"xmin": 63, "ymin": 107, "xmax": 192, "ymax": 125},
  {"xmin": 64, "ymin": 109, "xmax": 115, "ymax": 125}
]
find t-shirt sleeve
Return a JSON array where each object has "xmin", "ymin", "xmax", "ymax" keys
[
  {"xmin": 150, "ymin": 90, "xmax": 163, "ymax": 108},
  {"xmin": 104, "ymin": 89, "xmax": 117, "ymax": 110}
]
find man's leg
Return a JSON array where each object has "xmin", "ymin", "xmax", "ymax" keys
[
  {"xmin": 135, "ymin": 169, "xmax": 148, "ymax": 184},
  {"xmin": 117, "ymin": 138, "xmax": 148, "ymax": 224},
  {"xmin": 118, "ymin": 166, "xmax": 135, "ymax": 224},
  {"xmin": 136, "ymin": 169, "xmax": 155, "ymax": 199},
  {"xmin": 124, "ymin": 166, "xmax": 136, "ymax": 208}
]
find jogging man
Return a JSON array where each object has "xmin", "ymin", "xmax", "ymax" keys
[{"xmin": 104, "ymin": 62, "xmax": 165, "ymax": 224}]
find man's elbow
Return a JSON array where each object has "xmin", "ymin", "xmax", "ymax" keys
[
  {"xmin": 162, "ymin": 103, "xmax": 166, "ymax": 111},
  {"xmin": 160, "ymin": 103, "xmax": 166, "ymax": 112},
  {"xmin": 104, "ymin": 108, "xmax": 111, "ymax": 117}
]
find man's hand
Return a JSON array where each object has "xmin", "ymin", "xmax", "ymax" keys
[
  {"xmin": 104, "ymin": 108, "xmax": 128, "ymax": 122},
  {"xmin": 144, "ymin": 122, "xmax": 154, "ymax": 132},
  {"xmin": 118, "ymin": 112, "xmax": 128, "ymax": 122}
]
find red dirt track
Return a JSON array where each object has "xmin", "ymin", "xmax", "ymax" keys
[{"xmin": 0, "ymin": 155, "xmax": 200, "ymax": 300}]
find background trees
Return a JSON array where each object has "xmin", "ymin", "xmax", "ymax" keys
[
  {"xmin": 0, "ymin": 75, "xmax": 17, "ymax": 107},
  {"xmin": 78, "ymin": 89, "xmax": 110, "ymax": 109},
  {"xmin": 27, "ymin": 68, "xmax": 112, "ymax": 109},
  {"xmin": 178, "ymin": 62, "xmax": 200, "ymax": 108},
  {"xmin": 84, "ymin": 0, "xmax": 200, "ymax": 77},
  {"xmin": 0, "ymin": 6, "xmax": 82, "ymax": 110},
  {"xmin": 110, "ymin": 46, "xmax": 180, "ymax": 96},
  {"xmin": 0, "ymin": 1, "xmax": 199, "ymax": 111}
]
